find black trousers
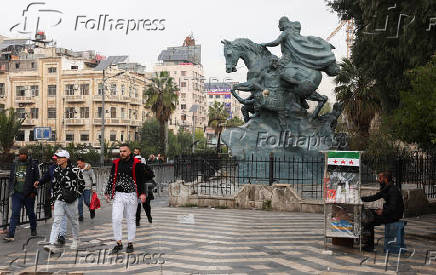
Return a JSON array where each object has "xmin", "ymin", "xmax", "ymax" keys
[
  {"xmin": 362, "ymin": 209, "xmax": 398, "ymax": 248},
  {"xmin": 136, "ymin": 195, "xmax": 152, "ymax": 222}
]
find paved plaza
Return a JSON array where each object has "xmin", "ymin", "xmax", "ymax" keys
[{"xmin": 0, "ymin": 195, "xmax": 435, "ymax": 274}]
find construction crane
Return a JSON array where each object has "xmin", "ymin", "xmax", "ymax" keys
[{"xmin": 326, "ymin": 19, "xmax": 355, "ymax": 59}]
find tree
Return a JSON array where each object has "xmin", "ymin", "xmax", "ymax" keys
[
  {"xmin": 144, "ymin": 71, "xmax": 178, "ymax": 154},
  {"xmin": 139, "ymin": 118, "xmax": 160, "ymax": 157},
  {"xmin": 326, "ymin": 0, "xmax": 436, "ymax": 113},
  {"xmin": 0, "ymin": 108, "xmax": 24, "ymax": 153},
  {"xmin": 389, "ymin": 54, "xmax": 436, "ymax": 150},
  {"xmin": 334, "ymin": 58, "xmax": 380, "ymax": 148},
  {"xmin": 226, "ymin": 116, "xmax": 244, "ymax": 128},
  {"xmin": 208, "ymin": 102, "xmax": 230, "ymax": 152}
]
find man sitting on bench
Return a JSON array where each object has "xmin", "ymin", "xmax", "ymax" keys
[{"xmin": 361, "ymin": 171, "xmax": 404, "ymax": 251}]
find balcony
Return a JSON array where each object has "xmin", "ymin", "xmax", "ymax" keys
[
  {"xmin": 93, "ymin": 118, "xmax": 127, "ymax": 125},
  {"xmin": 130, "ymin": 120, "xmax": 142, "ymax": 127},
  {"xmin": 130, "ymin": 98, "xmax": 141, "ymax": 106},
  {"xmin": 16, "ymin": 96, "xmax": 34, "ymax": 104},
  {"xmin": 64, "ymin": 118, "xmax": 87, "ymax": 125},
  {"xmin": 22, "ymin": 118, "xmax": 37, "ymax": 125},
  {"xmin": 93, "ymin": 95, "xmax": 129, "ymax": 103},
  {"xmin": 65, "ymin": 95, "xmax": 86, "ymax": 102}
]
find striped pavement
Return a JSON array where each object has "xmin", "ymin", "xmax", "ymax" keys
[{"xmin": 1, "ymin": 205, "xmax": 436, "ymax": 274}]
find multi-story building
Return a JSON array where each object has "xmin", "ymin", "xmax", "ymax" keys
[
  {"xmin": 153, "ymin": 35, "xmax": 207, "ymax": 134},
  {"xmin": 204, "ymin": 82, "xmax": 243, "ymax": 120},
  {"xmin": 0, "ymin": 34, "xmax": 149, "ymax": 147}
]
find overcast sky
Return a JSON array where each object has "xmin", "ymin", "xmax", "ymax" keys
[{"xmin": 0, "ymin": 0, "xmax": 349, "ymax": 101}]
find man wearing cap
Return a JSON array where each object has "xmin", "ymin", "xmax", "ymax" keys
[
  {"xmin": 105, "ymin": 144, "xmax": 146, "ymax": 254},
  {"xmin": 44, "ymin": 150, "xmax": 84, "ymax": 252},
  {"xmin": 4, "ymin": 148, "xmax": 39, "ymax": 242}
]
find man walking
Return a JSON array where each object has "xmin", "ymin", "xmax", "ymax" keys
[
  {"xmin": 134, "ymin": 148, "xmax": 155, "ymax": 226},
  {"xmin": 44, "ymin": 150, "xmax": 84, "ymax": 252},
  {"xmin": 361, "ymin": 171, "xmax": 404, "ymax": 251},
  {"xmin": 76, "ymin": 158, "xmax": 96, "ymax": 221},
  {"xmin": 105, "ymin": 144, "xmax": 146, "ymax": 254},
  {"xmin": 4, "ymin": 148, "xmax": 39, "ymax": 242}
]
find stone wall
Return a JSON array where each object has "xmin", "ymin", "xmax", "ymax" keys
[
  {"xmin": 169, "ymin": 181, "xmax": 434, "ymax": 217},
  {"xmin": 169, "ymin": 181, "xmax": 323, "ymax": 213}
]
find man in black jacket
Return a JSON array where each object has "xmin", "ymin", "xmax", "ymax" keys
[
  {"xmin": 361, "ymin": 171, "xmax": 404, "ymax": 251},
  {"xmin": 105, "ymin": 144, "xmax": 146, "ymax": 254},
  {"xmin": 4, "ymin": 148, "xmax": 39, "ymax": 242},
  {"xmin": 134, "ymin": 148, "xmax": 156, "ymax": 226}
]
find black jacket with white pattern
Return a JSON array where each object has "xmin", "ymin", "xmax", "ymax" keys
[{"xmin": 51, "ymin": 162, "xmax": 85, "ymax": 202}]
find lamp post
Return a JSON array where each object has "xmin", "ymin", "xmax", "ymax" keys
[
  {"xmin": 100, "ymin": 69, "xmax": 125, "ymax": 166},
  {"xmin": 189, "ymin": 105, "xmax": 199, "ymax": 153}
]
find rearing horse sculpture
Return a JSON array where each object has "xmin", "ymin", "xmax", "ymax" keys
[{"xmin": 222, "ymin": 38, "xmax": 331, "ymax": 119}]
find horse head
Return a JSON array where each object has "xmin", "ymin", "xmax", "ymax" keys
[{"xmin": 222, "ymin": 38, "xmax": 274, "ymax": 73}]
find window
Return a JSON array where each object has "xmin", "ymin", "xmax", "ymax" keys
[
  {"xmin": 16, "ymin": 108, "xmax": 26, "ymax": 119},
  {"xmin": 31, "ymin": 62, "xmax": 35, "ymax": 69},
  {"xmin": 48, "ymin": 67, "xmax": 57, "ymax": 73},
  {"xmin": 110, "ymin": 133, "xmax": 116, "ymax": 141},
  {"xmin": 29, "ymin": 130, "xmax": 35, "ymax": 141},
  {"xmin": 215, "ymin": 95, "xmax": 220, "ymax": 98},
  {"xmin": 120, "ymin": 132, "xmax": 124, "ymax": 142},
  {"xmin": 128, "ymin": 109, "xmax": 132, "ymax": 119},
  {"xmin": 0, "ymin": 83, "xmax": 4, "ymax": 97},
  {"xmin": 121, "ymin": 108, "xmax": 125, "ymax": 119},
  {"xmin": 129, "ymin": 86, "xmax": 133, "ymax": 97},
  {"xmin": 0, "ymin": 104, "xmax": 4, "ymax": 112},
  {"xmin": 110, "ymin": 84, "xmax": 116, "ymax": 95},
  {"xmin": 71, "ymin": 65, "xmax": 78, "ymax": 70},
  {"xmin": 48, "ymin": 107, "xmax": 56, "ymax": 118},
  {"xmin": 30, "ymin": 85, "xmax": 39, "ymax": 97},
  {"xmin": 15, "ymin": 63, "xmax": 20, "ymax": 69},
  {"xmin": 133, "ymin": 110, "xmax": 137, "ymax": 120},
  {"xmin": 16, "ymin": 130, "xmax": 25, "ymax": 141},
  {"xmin": 66, "ymin": 134, "xmax": 74, "ymax": 141},
  {"xmin": 181, "ymin": 71, "xmax": 186, "ymax": 76},
  {"xmin": 224, "ymin": 94, "xmax": 231, "ymax": 99},
  {"xmin": 97, "ymin": 107, "xmax": 103, "ymax": 118},
  {"xmin": 110, "ymin": 107, "xmax": 116, "ymax": 118},
  {"xmin": 181, "ymin": 93, "xmax": 186, "ymax": 99},
  {"xmin": 30, "ymin": 108, "xmax": 38, "ymax": 119},
  {"xmin": 65, "ymin": 84, "xmax": 74, "ymax": 95},
  {"xmin": 80, "ymin": 134, "xmax": 89, "ymax": 141},
  {"xmin": 181, "ymin": 104, "xmax": 186, "ymax": 110},
  {"xmin": 65, "ymin": 107, "xmax": 75, "ymax": 118},
  {"xmin": 181, "ymin": 114, "xmax": 186, "ymax": 121},
  {"xmin": 80, "ymin": 84, "xmax": 89, "ymax": 95},
  {"xmin": 209, "ymin": 95, "xmax": 213, "ymax": 99},
  {"xmin": 98, "ymin": 83, "xmax": 104, "ymax": 95},
  {"xmin": 121, "ymin": 84, "xmax": 125, "ymax": 95},
  {"xmin": 16, "ymin": 86, "xmax": 26, "ymax": 97},
  {"xmin": 80, "ymin": 107, "xmax": 89, "ymax": 118},
  {"xmin": 181, "ymin": 82, "xmax": 186, "ymax": 88},
  {"xmin": 48, "ymin": 85, "xmax": 56, "ymax": 96},
  {"xmin": 134, "ymin": 88, "xmax": 138, "ymax": 98}
]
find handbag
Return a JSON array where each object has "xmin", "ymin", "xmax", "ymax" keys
[
  {"xmin": 90, "ymin": 191, "xmax": 101, "ymax": 210},
  {"xmin": 61, "ymin": 184, "xmax": 78, "ymax": 203}
]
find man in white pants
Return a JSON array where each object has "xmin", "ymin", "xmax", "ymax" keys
[
  {"xmin": 44, "ymin": 150, "xmax": 84, "ymax": 252},
  {"xmin": 105, "ymin": 144, "xmax": 146, "ymax": 254}
]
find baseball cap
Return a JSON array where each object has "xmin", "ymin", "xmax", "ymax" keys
[{"xmin": 54, "ymin": 150, "xmax": 70, "ymax": 159}]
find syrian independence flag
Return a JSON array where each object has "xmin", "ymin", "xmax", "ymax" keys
[{"xmin": 327, "ymin": 151, "xmax": 360, "ymax": 167}]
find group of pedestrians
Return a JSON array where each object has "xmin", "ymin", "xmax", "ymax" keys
[{"xmin": 3, "ymin": 144, "xmax": 157, "ymax": 255}]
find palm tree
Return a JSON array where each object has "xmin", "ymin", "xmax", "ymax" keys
[
  {"xmin": 208, "ymin": 102, "xmax": 230, "ymax": 152},
  {"xmin": 335, "ymin": 58, "xmax": 380, "ymax": 148},
  {"xmin": 144, "ymin": 71, "xmax": 178, "ymax": 154},
  {"xmin": 0, "ymin": 108, "xmax": 24, "ymax": 153}
]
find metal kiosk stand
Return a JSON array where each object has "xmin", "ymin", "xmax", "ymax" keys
[{"xmin": 323, "ymin": 151, "xmax": 363, "ymax": 251}]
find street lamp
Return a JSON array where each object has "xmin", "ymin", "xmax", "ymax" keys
[
  {"xmin": 100, "ymin": 69, "xmax": 126, "ymax": 166},
  {"xmin": 189, "ymin": 104, "xmax": 199, "ymax": 153}
]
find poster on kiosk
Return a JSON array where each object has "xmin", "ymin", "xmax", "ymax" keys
[{"xmin": 324, "ymin": 151, "xmax": 362, "ymax": 239}]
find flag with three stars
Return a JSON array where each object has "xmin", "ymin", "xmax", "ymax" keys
[{"xmin": 327, "ymin": 151, "xmax": 360, "ymax": 167}]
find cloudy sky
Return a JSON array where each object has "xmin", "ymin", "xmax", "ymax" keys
[{"xmin": 0, "ymin": 0, "xmax": 348, "ymax": 101}]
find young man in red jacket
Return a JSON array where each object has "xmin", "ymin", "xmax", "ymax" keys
[{"xmin": 105, "ymin": 144, "xmax": 146, "ymax": 254}]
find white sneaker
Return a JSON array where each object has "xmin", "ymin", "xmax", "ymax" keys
[{"xmin": 70, "ymin": 239, "xmax": 79, "ymax": 249}]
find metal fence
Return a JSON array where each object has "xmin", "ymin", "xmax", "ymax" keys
[{"xmin": 174, "ymin": 152, "xmax": 436, "ymax": 200}]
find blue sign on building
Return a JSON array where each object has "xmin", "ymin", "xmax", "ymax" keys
[{"xmin": 34, "ymin": 127, "xmax": 52, "ymax": 140}]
